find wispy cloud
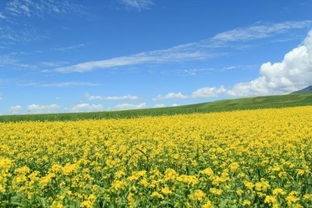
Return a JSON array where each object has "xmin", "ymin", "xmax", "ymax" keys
[
  {"xmin": 23, "ymin": 82, "xmax": 100, "ymax": 87},
  {"xmin": 0, "ymin": 54, "xmax": 37, "ymax": 69},
  {"xmin": 119, "ymin": 0, "xmax": 154, "ymax": 10},
  {"xmin": 51, "ymin": 50, "xmax": 212, "ymax": 73},
  {"xmin": 54, "ymin": 44, "xmax": 85, "ymax": 51},
  {"xmin": 0, "ymin": 12, "xmax": 6, "ymax": 19},
  {"xmin": 40, "ymin": 61, "xmax": 70, "ymax": 67},
  {"xmin": 85, "ymin": 93, "xmax": 139, "ymax": 101},
  {"xmin": 212, "ymin": 21, "xmax": 312, "ymax": 42},
  {"xmin": 50, "ymin": 20, "xmax": 312, "ymax": 73},
  {"xmin": 5, "ymin": 0, "xmax": 78, "ymax": 17},
  {"xmin": 0, "ymin": 0, "xmax": 81, "ymax": 46}
]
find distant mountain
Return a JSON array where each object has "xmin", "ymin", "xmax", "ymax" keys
[{"xmin": 292, "ymin": 85, "xmax": 312, "ymax": 94}]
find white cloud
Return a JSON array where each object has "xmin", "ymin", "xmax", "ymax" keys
[
  {"xmin": 226, "ymin": 30, "xmax": 312, "ymax": 96},
  {"xmin": 212, "ymin": 21, "xmax": 312, "ymax": 42},
  {"xmin": 70, "ymin": 103, "xmax": 104, "ymax": 112},
  {"xmin": 40, "ymin": 61, "xmax": 69, "ymax": 67},
  {"xmin": 154, "ymin": 104, "xmax": 165, "ymax": 108},
  {"xmin": 9, "ymin": 103, "xmax": 104, "ymax": 114},
  {"xmin": 119, "ymin": 0, "xmax": 154, "ymax": 10},
  {"xmin": 50, "ymin": 20, "xmax": 312, "ymax": 73},
  {"xmin": 0, "ymin": 54, "xmax": 37, "ymax": 69},
  {"xmin": 10, "ymin": 105, "xmax": 22, "ymax": 114},
  {"xmin": 192, "ymin": 86, "xmax": 226, "ymax": 98},
  {"xmin": 113, "ymin": 102, "xmax": 146, "ymax": 110},
  {"xmin": 23, "ymin": 82, "xmax": 100, "ymax": 87},
  {"xmin": 191, "ymin": 30, "xmax": 312, "ymax": 98},
  {"xmin": 85, "ymin": 93, "xmax": 139, "ymax": 101},
  {"xmin": 153, "ymin": 92, "xmax": 188, "ymax": 100},
  {"xmin": 10, "ymin": 104, "xmax": 63, "ymax": 114},
  {"xmin": 26, "ymin": 104, "xmax": 61, "ymax": 114},
  {"xmin": 5, "ymin": 0, "xmax": 77, "ymax": 17},
  {"xmin": 0, "ymin": 12, "xmax": 6, "ymax": 19},
  {"xmin": 51, "ymin": 50, "xmax": 210, "ymax": 73},
  {"xmin": 172, "ymin": 104, "xmax": 179, "ymax": 107},
  {"xmin": 54, "ymin": 44, "xmax": 85, "ymax": 51}
]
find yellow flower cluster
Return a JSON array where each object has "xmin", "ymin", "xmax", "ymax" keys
[{"xmin": 0, "ymin": 106, "xmax": 311, "ymax": 207}]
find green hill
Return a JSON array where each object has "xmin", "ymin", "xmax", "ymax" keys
[{"xmin": 0, "ymin": 93, "xmax": 311, "ymax": 122}]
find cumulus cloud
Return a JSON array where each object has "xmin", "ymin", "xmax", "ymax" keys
[
  {"xmin": 50, "ymin": 21, "xmax": 312, "ymax": 73},
  {"xmin": 85, "ymin": 93, "xmax": 139, "ymax": 101},
  {"xmin": 153, "ymin": 92, "xmax": 188, "ymax": 100},
  {"xmin": 192, "ymin": 86, "xmax": 226, "ymax": 98},
  {"xmin": 191, "ymin": 30, "xmax": 312, "ymax": 98},
  {"xmin": 113, "ymin": 102, "xmax": 146, "ymax": 110},
  {"xmin": 70, "ymin": 103, "xmax": 104, "ymax": 112},
  {"xmin": 9, "ymin": 103, "xmax": 104, "ymax": 114},
  {"xmin": 227, "ymin": 30, "xmax": 312, "ymax": 96},
  {"xmin": 154, "ymin": 104, "xmax": 165, "ymax": 108},
  {"xmin": 26, "ymin": 104, "xmax": 61, "ymax": 114},
  {"xmin": 10, "ymin": 105, "xmax": 22, "ymax": 114},
  {"xmin": 10, "ymin": 104, "xmax": 62, "ymax": 114}
]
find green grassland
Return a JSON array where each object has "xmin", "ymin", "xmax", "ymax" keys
[{"xmin": 0, "ymin": 93, "xmax": 311, "ymax": 122}]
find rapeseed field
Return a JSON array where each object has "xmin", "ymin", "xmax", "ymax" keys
[{"xmin": 0, "ymin": 106, "xmax": 311, "ymax": 207}]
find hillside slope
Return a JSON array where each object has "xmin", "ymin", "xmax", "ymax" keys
[
  {"xmin": 0, "ymin": 93, "xmax": 311, "ymax": 122},
  {"xmin": 292, "ymin": 85, "xmax": 312, "ymax": 94}
]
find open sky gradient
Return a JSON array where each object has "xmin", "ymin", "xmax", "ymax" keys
[{"xmin": 1, "ymin": 0, "xmax": 312, "ymax": 114}]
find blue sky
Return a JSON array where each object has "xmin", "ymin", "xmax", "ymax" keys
[{"xmin": 1, "ymin": 0, "xmax": 312, "ymax": 114}]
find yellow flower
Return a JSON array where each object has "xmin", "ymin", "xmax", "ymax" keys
[
  {"xmin": 127, "ymin": 193, "xmax": 135, "ymax": 208},
  {"xmin": 272, "ymin": 188, "xmax": 286, "ymax": 195},
  {"xmin": 188, "ymin": 189, "xmax": 206, "ymax": 201},
  {"xmin": 80, "ymin": 200, "xmax": 93, "ymax": 208},
  {"xmin": 0, "ymin": 158, "xmax": 13, "ymax": 170},
  {"xmin": 39, "ymin": 173, "xmax": 55, "ymax": 187},
  {"xmin": 243, "ymin": 200, "xmax": 251, "ymax": 205},
  {"xmin": 138, "ymin": 178, "xmax": 149, "ymax": 187},
  {"xmin": 15, "ymin": 166, "xmax": 30, "ymax": 175},
  {"xmin": 164, "ymin": 168, "xmax": 178, "ymax": 181},
  {"xmin": 200, "ymin": 168, "xmax": 214, "ymax": 176},
  {"xmin": 176, "ymin": 175, "xmax": 198, "ymax": 186},
  {"xmin": 229, "ymin": 162, "xmax": 240, "ymax": 172},
  {"xmin": 62, "ymin": 163, "xmax": 78, "ymax": 175},
  {"xmin": 115, "ymin": 170, "xmax": 125, "ymax": 179},
  {"xmin": 201, "ymin": 200, "xmax": 214, "ymax": 208},
  {"xmin": 50, "ymin": 201, "xmax": 64, "ymax": 208},
  {"xmin": 209, "ymin": 188, "xmax": 223, "ymax": 195},
  {"xmin": 264, "ymin": 195, "xmax": 277, "ymax": 204},
  {"xmin": 111, "ymin": 180, "xmax": 126, "ymax": 190},
  {"xmin": 161, "ymin": 187, "xmax": 172, "ymax": 195},
  {"xmin": 243, "ymin": 181, "xmax": 254, "ymax": 190},
  {"xmin": 151, "ymin": 191, "xmax": 164, "ymax": 199},
  {"xmin": 286, "ymin": 195, "xmax": 299, "ymax": 204}
]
